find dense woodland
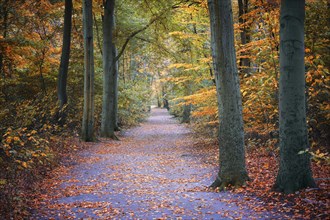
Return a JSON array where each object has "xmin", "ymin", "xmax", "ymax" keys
[{"xmin": 0, "ymin": 0, "xmax": 329, "ymax": 218}]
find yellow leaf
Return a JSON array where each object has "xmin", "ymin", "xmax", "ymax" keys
[
  {"xmin": 21, "ymin": 162, "xmax": 28, "ymax": 168},
  {"xmin": 6, "ymin": 137, "xmax": 12, "ymax": 144}
]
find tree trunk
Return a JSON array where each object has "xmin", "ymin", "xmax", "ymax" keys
[
  {"xmin": 181, "ymin": 104, "xmax": 191, "ymax": 123},
  {"xmin": 0, "ymin": 2, "xmax": 4, "ymax": 79},
  {"xmin": 39, "ymin": 50, "xmax": 47, "ymax": 94},
  {"xmin": 181, "ymin": 83, "xmax": 192, "ymax": 123},
  {"xmin": 81, "ymin": 0, "xmax": 95, "ymax": 142},
  {"xmin": 113, "ymin": 44, "xmax": 120, "ymax": 131},
  {"xmin": 0, "ymin": 0, "xmax": 8, "ymax": 101},
  {"xmin": 0, "ymin": 52, "xmax": 3, "ymax": 82},
  {"xmin": 208, "ymin": 0, "xmax": 249, "ymax": 189},
  {"xmin": 273, "ymin": 0, "xmax": 316, "ymax": 194},
  {"xmin": 57, "ymin": 0, "xmax": 73, "ymax": 108},
  {"xmin": 122, "ymin": 50, "xmax": 126, "ymax": 86},
  {"xmin": 100, "ymin": 0, "xmax": 117, "ymax": 138},
  {"xmin": 93, "ymin": 13, "xmax": 103, "ymax": 55},
  {"xmin": 238, "ymin": 0, "xmax": 250, "ymax": 74},
  {"xmin": 0, "ymin": 35, "xmax": 4, "ymax": 101}
]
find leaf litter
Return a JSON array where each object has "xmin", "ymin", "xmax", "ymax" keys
[{"xmin": 28, "ymin": 108, "xmax": 328, "ymax": 219}]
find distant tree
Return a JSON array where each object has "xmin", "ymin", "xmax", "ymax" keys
[
  {"xmin": 181, "ymin": 84, "xmax": 191, "ymax": 123},
  {"xmin": 237, "ymin": 0, "xmax": 250, "ymax": 74},
  {"xmin": 100, "ymin": 0, "xmax": 169, "ymax": 136},
  {"xmin": 57, "ymin": 0, "xmax": 73, "ymax": 108},
  {"xmin": 113, "ymin": 46, "xmax": 120, "ymax": 131},
  {"xmin": 273, "ymin": 0, "xmax": 316, "ymax": 193},
  {"xmin": 208, "ymin": 0, "xmax": 249, "ymax": 189},
  {"xmin": 81, "ymin": 0, "xmax": 95, "ymax": 142},
  {"xmin": 0, "ymin": 0, "xmax": 9, "ymax": 101}
]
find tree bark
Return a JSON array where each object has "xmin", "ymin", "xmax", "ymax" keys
[
  {"xmin": 57, "ymin": 0, "xmax": 72, "ymax": 108},
  {"xmin": 208, "ymin": 0, "xmax": 249, "ymax": 189},
  {"xmin": 39, "ymin": 49, "xmax": 47, "ymax": 94},
  {"xmin": 81, "ymin": 0, "xmax": 95, "ymax": 142},
  {"xmin": 238, "ymin": 0, "xmax": 250, "ymax": 74},
  {"xmin": 0, "ymin": 0, "xmax": 8, "ymax": 101},
  {"xmin": 181, "ymin": 83, "xmax": 192, "ymax": 123},
  {"xmin": 113, "ymin": 44, "xmax": 120, "ymax": 131},
  {"xmin": 273, "ymin": 0, "xmax": 316, "ymax": 194},
  {"xmin": 93, "ymin": 12, "xmax": 103, "ymax": 55},
  {"xmin": 181, "ymin": 104, "xmax": 191, "ymax": 123},
  {"xmin": 100, "ymin": 0, "xmax": 117, "ymax": 138}
]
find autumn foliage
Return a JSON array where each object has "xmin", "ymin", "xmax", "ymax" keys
[
  {"xmin": 0, "ymin": 0, "xmax": 329, "ymax": 218},
  {"xmin": 165, "ymin": 0, "xmax": 329, "ymax": 162}
]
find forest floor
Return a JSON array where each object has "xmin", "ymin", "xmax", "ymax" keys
[{"xmin": 28, "ymin": 108, "xmax": 328, "ymax": 219}]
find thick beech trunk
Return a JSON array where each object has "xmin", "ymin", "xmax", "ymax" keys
[
  {"xmin": 81, "ymin": 0, "xmax": 95, "ymax": 142},
  {"xmin": 273, "ymin": 0, "xmax": 316, "ymax": 194},
  {"xmin": 208, "ymin": 0, "xmax": 249, "ymax": 189},
  {"xmin": 100, "ymin": 0, "xmax": 117, "ymax": 138},
  {"xmin": 57, "ymin": 0, "xmax": 72, "ymax": 108}
]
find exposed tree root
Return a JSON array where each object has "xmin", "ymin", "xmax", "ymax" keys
[
  {"xmin": 112, "ymin": 134, "xmax": 119, "ymax": 141},
  {"xmin": 272, "ymin": 176, "xmax": 317, "ymax": 194},
  {"xmin": 210, "ymin": 177, "xmax": 222, "ymax": 189},
  {"xmin": 210, "ymin": 175, "xmax": 250, "ymax": 191}
]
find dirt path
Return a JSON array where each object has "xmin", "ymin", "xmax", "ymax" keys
[{"xmin": 31, "ymin": 108, "xmax": 276, "ymax": 219}]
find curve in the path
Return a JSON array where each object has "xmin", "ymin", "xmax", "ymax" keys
[{"xmin": 32, "ymin": 108, "xmax": 276, "ymax": 219}]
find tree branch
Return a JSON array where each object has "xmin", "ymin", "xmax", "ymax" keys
[
  {"xmin": 115, "ymin": 16, "xmax": 159, "ymax": 61},
  {"xmin": 115, "ymin": 0, "xmax": 189, "ymax": 61},
  {"xmin": 93, "ymin": 12, "xmax": 103, "ymax": 55}
]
